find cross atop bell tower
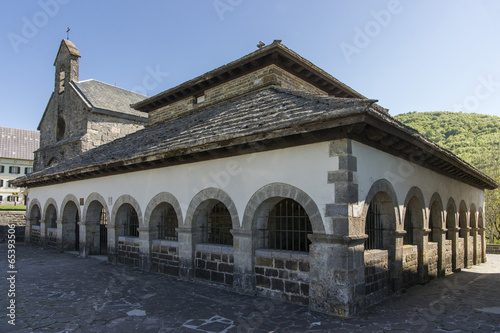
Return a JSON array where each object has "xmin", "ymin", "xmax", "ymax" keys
[{"xmin": 53, "ymin": 39, "xmax": 81, "ymax": 94}]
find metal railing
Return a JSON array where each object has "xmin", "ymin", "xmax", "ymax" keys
[
  {"xmin": 365, "ymin": 203, "xmax": 383, "ymax": 250},
  {"xmin": 157, "ymin": 207, "xmax": 178, "ymax": 241}
]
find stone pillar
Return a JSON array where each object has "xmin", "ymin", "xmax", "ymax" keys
[
  {"xmin": 448, "ymin": 227, "xmax": 461, "ymax": 271},
  {"xmin": 25, "ymin": 217, "xmax": 32, "ymax": 244},
  {"xmin": 107, "ymin": 225, "xmax": 118, "ymax": 263},
  {"xmin": 40, "ymin": 219, "xmax": 47, "ymax": 248},
  {"xmin": 308, "ymin": 234, "xmax": 366, "ymax": 317},
  {"xmin": 393, "ymin": 230, "xmax": 406, "ymax": 293},
  {"xmin": 414, "ymin": 228, "xmax": 431, "ymax": 282},
  {"xmin": 56, "ymin": 218, "xmax": 64, "ymax": 252},
  {"xmin": 470, "ymin": 227, "xmax": 479, "ymax": 265},
  {"xmin": 79, "ymin": 221, "xmax": 90, "ymax": 258},
  {"xmin": 231, "ymin": 229, "xmax": 254, "ymax": 293},
  {"xmin": 437, "ymin": 228, "xmax": 447, "ymax": 277},
  {"xmin": 177, "ymin": 227, "xmax": 195, "ymax": 279},
  {"xmin": 138, "ymin": 227, "xmax": 152, "ymax": 272},
  {"xmin": 480, "ymin": 227, "xmax": 487, "ymax": 263},
  {"xmin": 461, "ymin": 226, "xmax": 471, "ymax": 268}
]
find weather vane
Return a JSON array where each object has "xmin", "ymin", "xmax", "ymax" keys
[{"xmin": 66, "ymin": 27, "xmax": 70, "ymax": 40}]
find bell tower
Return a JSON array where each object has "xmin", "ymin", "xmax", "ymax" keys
[{"xmin": 53, "ymin": 39, "xmax": 80, "ymax": 94}]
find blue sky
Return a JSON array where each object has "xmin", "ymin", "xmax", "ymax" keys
[{"xmin": 2, "ymin": 0, "xmax": 500, "ymax": 131}]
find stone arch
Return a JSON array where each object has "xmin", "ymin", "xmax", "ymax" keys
[
  {"xmin": 185, "ymin": 188, "xmax": 240, "ymax": 230},
  {"xmin": 403, "ymin": 187, "xmax": 426, "ymax": 244},
  {"xmin": 445, "ymin": 198, "xmax": 458, "ymax": 230},
  {"xmin": 429, "ymin": 193, "xmax": 444, "ymax": 241},
  {"xmin": 60, "ymin": 194, "xmax": 81, "ymax": 251},
  {"xmin": 362, "ymin": 179, "xmax": 401, "ymax": 230},
  {"xmin": 83, "ymin": 193, "xmax": 110, "ymax": 256},
  {"xmin": 83, "ymin": 192, "xmax": 109, "ymax": 224},
  {"xmin": 145, "ymin": 192, "xmax": 183, "ymax": 240},
  {"xmin": 43, "ymin": 198, "xmax": 58, "ymax": 224},
  {"xmin": 28, "ymin": 198, "xmax": 42, "ymax": 225},
  {"xmin": 242, "ymin": 183, "xmax": 324, "ymax": 235},
  {"xmin": 111, "ymin": 194, "xmax": 143, "ymax": 230}
]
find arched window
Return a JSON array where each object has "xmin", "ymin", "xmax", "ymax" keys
[
  {"xmin": 46, "ymin": 204, "xmax": 57, "ymax": 228},
  {"xmin": 56, "ymin": 116, "xmax": 66, "ymax": 141},
  {"xmin": 365, "ymin": 203, "xmax": 383, "ymax": 250},
  {"xmin": 204, "ymin": 202, "xmax": 232, "ymax": 245},
  {"xmin": 266, "ymin": 199, "xmax": 312, "ymax": 252},
  {"xmin": 157, "ymin": 205, "xmax": 178, "ymax": 241},
  {"xmin": 125, "ymin": 208, "xmax": 139, "ymax": 237},
  {"xmin": 31, "ymin": 205, "xmax": 41, "ymax": 225}
]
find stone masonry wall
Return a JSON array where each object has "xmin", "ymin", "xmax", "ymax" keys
[
  {"xmin": 151, "ymin": 240, "xmax": 179, "ymax": 276},
  {"xmin": 486, "ymin": 244, "xmax": 500, "ymax": 254},
  {"xmin": 117, "ymin": 237, "xmax": 140, "ymax": 268},
  {"xmin": 426, "ymin": 242, "xmax": 439, "ymax": 279},
  {"xmin": 364, "ymin": 249, "xmax": 390, "ymax": 307},
  {"xmin": 254, "ymin": 250, "xmax": 310, "ymax": 306},
  {"xmin": 402, "ymin": 245, "xmax": 419, "ymax": 289},
  {"xmin": 195, "ymin": 244, "xmax": 234, "ymax": 286},
  {"xmin": 149, "ymin": 64, "xmax": 326, "ymax": 125},
  {"xmin": 0, "ymin": 211, "xmax": 26, "ymax": 226},
  {"xmin": 444, "ymin": 240, "xmax": 453, "ymax": 274},
  {"xmin": 84, "ymin": 114, "xmax": 145, "ymax": 151}
]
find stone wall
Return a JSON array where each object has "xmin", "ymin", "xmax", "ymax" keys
[
  {"xmin": 426, "ymin": 242, "xmax": 438, "ymax": 278},
  {"xmin": 486, "ymin": 244, "xmax": 500, "ymax": 254},
  {"xmin": 151, "ymin": 239, "xmax": 179, "ymax": 276},
  {"xmin": 195, "ymin": 244, "xmax": 234, "ymax": 286},
  {"xmin": 444, "ymin": 240, "xmax": 453, "ymax": 274},
  {"xmin": 254, "ymin": 250, "xmax": 310, "ymax": 305},
  {"xmin": 149, "ymin": 64, "xmax": 326, "ymax": 125},
  {"xmin": 0, "ymin": 211, "xmax": 26, "ymax": 226},
  {"xmin": 117, "ymin": 236, "xmax": 140, "ymax": 267},
  {"xmin": 364, "ymin": 249, "xmax": 390, "ymax": 307},
  {"xmin": 85, "ymin": 113, "xmax": 145, "ymax": 151},
  {"xmin": 402, "ymin": 245, "xmax": 419, "ymax": 288}
]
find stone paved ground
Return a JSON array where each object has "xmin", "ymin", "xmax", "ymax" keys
[{"xmin": 0, "ymin": 244, "xmax": 499, "ymax": 333}]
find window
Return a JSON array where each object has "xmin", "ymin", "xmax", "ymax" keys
[
  {"xmin": 204, "ymin": 203, "xmax": 233, "ymax": 245},
  {"xmin": 265, "ymin": 199, "xmax": 312, "ymax": 252},
  {"xmin": 125, "ymin": 209, "xmax": 139, "ymax": 237},
  {"xmin": 194, "ymin": 94, "xmax": 205, "ymax": 104},
  {"xmin": 0, "ymin": 196, "xmax": 3, "ymax": 201},
  {"xmin": 7, "ymin": 196, "xmax": 17, "ymax": 202},
  {"xmin": 0, "ymin": 180, "xmax": 3, "ymax": 187},
  {"xmin": 157, "ymin": 206, "xmax": 178, "ymax": 241},
  {"xmin": 8, "ymin": 181, "xmax": 15, "ymax": 188},
  {"xmin": 25, "ymin": 167, "xmax": 33, "ymax": 174},
  {"xmin": 9, "ymin": 166, "xmax": 20, "ymax": 174},
  {"xmin": 56, "ymin": 116, "xmax": 66, "ymax": 141},
  {"xmin": 0, "ymin": 166, "xmax": 4, "ymax": 173},
  {"xmin": 365, "ymin": 203, "xmax": 383, "ymax": 250}
]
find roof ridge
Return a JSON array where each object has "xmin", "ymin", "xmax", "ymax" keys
[{"xmin": 74, "ymin": 79, "xmax": 147, "ymax": 98}]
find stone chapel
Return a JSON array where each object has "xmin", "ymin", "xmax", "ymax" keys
[{"xmin": 13, "ymin": 39, "xmax": 499, "ymax": 317}]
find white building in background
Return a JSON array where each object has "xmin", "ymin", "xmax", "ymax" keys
[{"xmin": 0, "ymin": 127, "xmax": 39, "ymax": 205}]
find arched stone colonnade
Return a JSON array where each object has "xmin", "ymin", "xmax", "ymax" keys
[{"xmin": 24, "ymin": 180, "xmax": 486, "ymax": 315}]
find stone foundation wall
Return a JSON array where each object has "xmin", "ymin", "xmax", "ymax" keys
[
  {"xmin": 151, "ymin": 240, "xmax": 179, "ymax": 276},
  {"xmin": 195, "ymin": 244, "xmax": 234, "ymax": 286},
  {"xmin": 444, "ymin": 240, "xmax": 452, "ymax": 274},
  {"xmin": 426, "ymin": 242, "xmax": 438, "ymax": 278},
  {"xmin": 364, "ymin": 249, "xmax": 390, "ymax": 307},
  {"xmin": 457, "ymin": 238, "xmax": 465, "ymax": 270},
  {"xmin": 47, "ymin": 228, "xmax": 58, "ymax": 249},
  {"xmin": 486, "ymin": 244, "xmax": 500, "ymax": 254},
  {"xmin": 254, "ymin": 249, "xmax": 310, "ymax": 306},
  {"xmin": 402, "ymin": 245, "xmax": 419, "ymax": 288},
  {"xmin": 117, "ymin": 237, "xmax": 140, "ymax": 267},
  {"xmin": 0, "ymin": 211, "xmax": 26, "ymax": 226}
]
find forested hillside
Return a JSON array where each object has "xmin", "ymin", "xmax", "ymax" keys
[{"xmin": 395, "ymin": 111, "xmax": 500, "ymax": 243}]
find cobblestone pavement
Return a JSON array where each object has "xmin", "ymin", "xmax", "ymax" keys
[{"xmin": 0, "ymin": 244, "xmax": 499, "ymax": 333}]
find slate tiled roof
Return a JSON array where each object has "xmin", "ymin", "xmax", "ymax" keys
[
  {"xmin": 71, "ymin": 80, "xmax": 148, "ymax": 119},
  {"xmin": 19, "ymin": 87, "xmax": 376, "ymax": 179},
  {"xmin": 0, "ymin": 127, "xmax": 40, "ymax": 160}
]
